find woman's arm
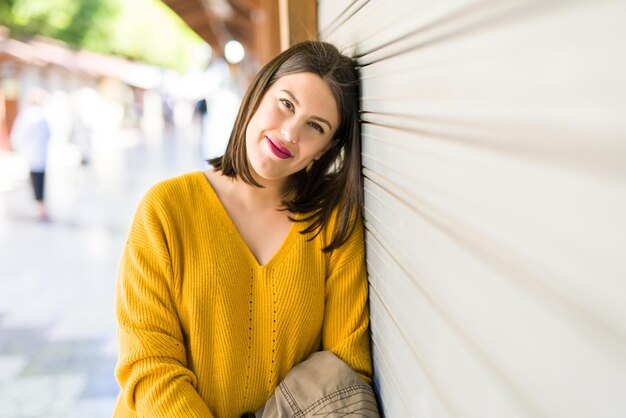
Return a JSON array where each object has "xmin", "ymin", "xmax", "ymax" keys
[
  {"xmin": 322, "ymin": 217, "xmax": 374, "ymax": 385},
  {"xmin": 115, "ymin": 187, "xmax": 215, "ymax": 417}
]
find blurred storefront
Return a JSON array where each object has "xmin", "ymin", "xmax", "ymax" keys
[{"xmin": 0, "ymin": 28, "xmax": 163, "ymax": 153}]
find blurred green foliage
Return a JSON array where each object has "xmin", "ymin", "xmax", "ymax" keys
[{"xmin": 0, "ymin": 0, "xmax": 206, "ymax": 72}]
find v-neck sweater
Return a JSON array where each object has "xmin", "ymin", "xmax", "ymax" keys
[{"xmin": 113, "ymin": 171, "xmax": 372, "ymax": 418}]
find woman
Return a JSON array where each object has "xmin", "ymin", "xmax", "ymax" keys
[{"xmin": 114, "ymin": 41, "xmax": 374, "ymax": 417}]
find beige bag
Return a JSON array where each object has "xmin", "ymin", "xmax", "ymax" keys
[{"xmin": 253, "ymin": 351, "xmax": 380, "ymax": 418}]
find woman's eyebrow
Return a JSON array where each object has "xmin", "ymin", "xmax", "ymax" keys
[{"xmin": 280, "ymin": 89, "xmax": 333, "ymax": 130}]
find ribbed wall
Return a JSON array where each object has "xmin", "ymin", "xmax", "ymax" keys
[{"xmin": 318, "ymin": 1, "xmax": 626, "ymax": 417}]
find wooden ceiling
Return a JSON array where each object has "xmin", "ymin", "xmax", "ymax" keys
[
  {"xmin": 162, "ymin": 0, "xmax": 318, "ymax": 69},
  {"xmin": 161, "ymin": 0, "xmax": 258, "ymax": 59}
]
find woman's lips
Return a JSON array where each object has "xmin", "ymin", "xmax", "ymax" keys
[{"xmin": 266, "ymin": 136, "xmax": 292, "ymax": 159}]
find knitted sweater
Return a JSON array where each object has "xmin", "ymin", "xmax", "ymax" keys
[{"xmin": 113, "ymin": 172, "xmax": 372, "ymax": 418}]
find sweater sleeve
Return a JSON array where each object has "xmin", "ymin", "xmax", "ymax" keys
[
  {"xmin": 322, "ymin": 216, "xmax": 374, "ymax": 385},
  {"xmin": 115, "ymin": 186, "xmax": 215, "ymax": 417}
]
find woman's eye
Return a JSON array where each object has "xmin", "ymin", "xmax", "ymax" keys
[
  {"xmin": 279, "ymin": 98, "xmax": 294, "ymax": 110},
  {"xmin": 309, "ymin": 122, "xmax": 324, "ymax": 134}
]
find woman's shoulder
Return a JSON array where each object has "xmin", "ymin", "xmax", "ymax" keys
[
  {"xmin": 145, "ymin": 171, "xmax": 207, "ymax": 199},
  {"xmin": 138, "ymin": 171, "xmax": 211, "ymax": 216},
  {"xmin": 304, "ymin": 205, "xmax": 364, "ymax": 255},
  {"xmin": 149, "ymin": 171, "xmax": 205, "ymax": 192}
]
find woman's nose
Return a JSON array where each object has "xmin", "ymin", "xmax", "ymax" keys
[{"xmin": 280, "ymin": 123, "xmax": 299, "ymax": 144}]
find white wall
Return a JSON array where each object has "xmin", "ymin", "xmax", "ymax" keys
[{"xmin": 318, "ymin": 1, "xmax": 626, "ymax": 417}]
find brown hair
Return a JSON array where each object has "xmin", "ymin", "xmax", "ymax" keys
[{"xmin": 209, "ymin": 41, "xmax": 362, "ymax": 252}]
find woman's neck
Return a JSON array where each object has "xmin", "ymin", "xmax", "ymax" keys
[
  {"xmin": 236, "ymin": 177, "xmax": 285, "ymax": 212},
  {"xmin": 209, "ymin": 168, "xmax": 286, "ymax": 213}
]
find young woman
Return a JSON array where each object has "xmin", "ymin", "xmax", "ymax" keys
[{"xmin": 114, "ymin": 41, "xmax": 374, "ymax": 417}]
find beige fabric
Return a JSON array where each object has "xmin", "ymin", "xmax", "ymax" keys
[{"xmin": 255, "ymin": 351, "xmax": 379, "ymax": 418}]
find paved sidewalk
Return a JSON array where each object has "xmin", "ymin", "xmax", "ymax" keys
[{"xmin": 0, "ymin": 127, "xmax": 206, "ymax": 417}]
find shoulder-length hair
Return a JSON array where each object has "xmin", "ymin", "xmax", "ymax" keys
[{"xmin": 209, "ymin": 41, "xmax": 362, "ymax": 252}]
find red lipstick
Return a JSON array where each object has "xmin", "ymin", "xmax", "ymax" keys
[{"xmin": 266, "ymin": 136, "xmax": 292, "ymax": 159}]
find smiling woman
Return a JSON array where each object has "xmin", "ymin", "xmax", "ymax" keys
[{"xmin": 113, "ymin": 41, "xmax": 379, "ymax": 418}]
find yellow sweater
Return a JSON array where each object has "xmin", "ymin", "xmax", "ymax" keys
[{"xmin": 114, "ymin": 172, "xmax": 372, "ymax": 418}]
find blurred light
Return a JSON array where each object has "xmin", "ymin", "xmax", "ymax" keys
[{"xmin": 224, "ymin": 40, "xmax": 245, "ymax": 64}]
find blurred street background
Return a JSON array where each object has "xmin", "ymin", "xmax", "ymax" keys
[
  {"xmin": 0, "ymin": 0, "xmax": 246, "ymax": 416},
  {"xmin": 0, "ymin": 125, "xmax": 206, "ymax": 417}
]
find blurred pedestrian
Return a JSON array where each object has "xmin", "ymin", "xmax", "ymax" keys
[
  {"xmin": 70, "ymin": 87, "xmax": 96, "ymax": 166},
  {"xmin": 10, "ymin": 88, "xmax": 52, "ymax": 221},
  {"xmin": 114, "ymin": 41, "xmax": 377, "ymax": 417}
]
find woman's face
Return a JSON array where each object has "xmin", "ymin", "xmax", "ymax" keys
[{"xmin": 245, "ymin": 72, "xmax": 339, "ymax": 185}]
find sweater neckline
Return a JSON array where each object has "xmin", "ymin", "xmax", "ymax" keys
[{"xmin": 195, "ymin": 171, "xmax": 299, "ymax": 270}]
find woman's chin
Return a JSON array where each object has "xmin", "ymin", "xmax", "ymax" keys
[{"xmin": 248, "ymin": 163, "xmax": 286, "ymax": 185}]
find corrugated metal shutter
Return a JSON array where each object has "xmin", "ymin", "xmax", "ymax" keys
[{"xmin": 318, "ymin": 1, "xmax": 626, "ymax": 417}]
